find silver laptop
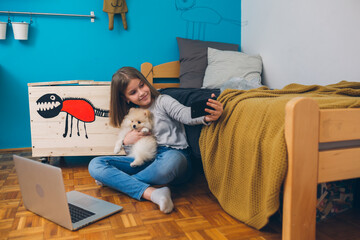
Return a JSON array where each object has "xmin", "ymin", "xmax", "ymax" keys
[{"xmin": 13, "ymin": 155, "xmax": 123, "ymax": 230}]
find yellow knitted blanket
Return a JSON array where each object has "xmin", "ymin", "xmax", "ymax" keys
[{"xmin": 199, "ymin": 81, "xmax": 360, "ymax": 229}]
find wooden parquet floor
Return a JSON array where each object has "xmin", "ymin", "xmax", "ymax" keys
[{"xmin": 1, "ymin": 150, "xmax": 360, "ymax": 240}]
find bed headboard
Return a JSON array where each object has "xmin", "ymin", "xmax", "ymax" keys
[{"xmin": 141, "ymin": 61, "xmax": 180, "ymax": 89}]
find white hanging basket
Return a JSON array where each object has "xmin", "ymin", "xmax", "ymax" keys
[
  {"xmin": 0, "ymin": 22, "xmax": 7, "ymax": 40},
  {"xmin": 12, "ymin": 22, "xmax": 29, "ymax": 40}
]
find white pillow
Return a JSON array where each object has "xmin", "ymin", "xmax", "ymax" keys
[
  {"xmin": 220, "ymin": 77, "xmax": 263, "ymax": 93},
  {"xmin": 202, "ymin": 47, "xmax": 263, "ymax": 89}
]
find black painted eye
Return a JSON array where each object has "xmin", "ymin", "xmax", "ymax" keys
[{"xmin": 50, "ymin": 95, "xmax": 56, "ymax": 100}]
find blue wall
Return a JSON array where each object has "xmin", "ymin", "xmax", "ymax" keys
[{"xmin": 0, "ymin": 0, "xmax": 241, "ymax": 149}]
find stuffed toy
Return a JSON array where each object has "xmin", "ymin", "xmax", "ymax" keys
[{"xmin": 103, "ymin": 0, "xmax": 128, "ymax": 30}]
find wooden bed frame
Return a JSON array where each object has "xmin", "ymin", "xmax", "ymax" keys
[{"xmin": 141, "ymin": 61, "xmax": 360, "ymax": 240}]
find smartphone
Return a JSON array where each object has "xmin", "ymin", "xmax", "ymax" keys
[{"xmin": 191, "ymin": 96, "xmax": 216, "ymax": 118}]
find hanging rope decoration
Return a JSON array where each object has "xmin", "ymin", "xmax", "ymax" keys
[{"xmin": 103, "ymin": 0, "xmax": 128, "ymax": 30}]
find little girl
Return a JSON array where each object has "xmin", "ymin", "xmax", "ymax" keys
[{"xmin": 88, "ymin": 66, "xmax": 223, "ymax": 213}]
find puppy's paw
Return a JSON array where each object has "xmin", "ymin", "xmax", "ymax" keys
[
  {"xmin": 130, "ymin": 160, "xmax": 143, "ymax": 167},
  {"xmin": 130, "ymin": 162, "xmax": 139, "ymax": 167},
  {"xmin": 141, "ymin": 128, "xmax": 150, "ymax": 133},
  {"xmin": 114, "ymin": 145, "xmax": 121, "ymax": 154}
]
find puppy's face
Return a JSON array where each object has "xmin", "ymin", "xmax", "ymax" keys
[{"xmin": 125, "ymin": 108, "xmax": 153, "ymax": 131}]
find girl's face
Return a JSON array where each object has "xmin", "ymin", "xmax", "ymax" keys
[{"xmin": 124, "ymin": 78, "xmax": 153, "ymax": 108}]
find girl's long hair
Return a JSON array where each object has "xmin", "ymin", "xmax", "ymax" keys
[{"xmin": 109, "ymin": 66, "xmax": 160, "ymax": 128}]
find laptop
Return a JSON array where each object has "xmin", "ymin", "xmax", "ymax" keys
[{"xmin": 13, "ymin": 155, "xmax": 123, "ymax": 230}]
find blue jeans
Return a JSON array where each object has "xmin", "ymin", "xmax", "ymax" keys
[{"xmin": 88, "ymin": 146, "xmax": 192, "ymax": 200}]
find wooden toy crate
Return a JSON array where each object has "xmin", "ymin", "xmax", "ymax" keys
[{"xmin": 28, "ymin": 80, "xmax": 119, "ymax": 157}]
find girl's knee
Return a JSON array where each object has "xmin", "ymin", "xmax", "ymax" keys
[
  {"xmin": 161, "ymin": 150, "xmax": 188, "ymax": 175},
  {"xmin": 88, "ymin": 156, "xmax": 106, "ymax": 177},
  {"xmin": 132, "ymin": 150, "xmax": 190, "ymax": 185},
  {"xmin": 174, "ymin": 155, "xmax": 188, "ymax": 173},
  {"xmin": 167, "ymin": 151, "xmax": 192, "ymax": 185},
  {"xmin": 167, "ymin": 150, "xmax": 187, "ymax": 167}
]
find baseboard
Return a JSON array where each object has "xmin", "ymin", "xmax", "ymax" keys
[{"xmin": 0, "ymin": 147, "xmax": 32, "ymax": 153}]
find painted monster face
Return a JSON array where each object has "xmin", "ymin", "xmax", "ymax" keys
[{"xmin": 36, "ymin": 93, "xmax": 63, "ymax": 118}]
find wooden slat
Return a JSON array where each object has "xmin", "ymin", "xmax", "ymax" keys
[
  {"xmin": 28, "ymin": 80, "xmax": 110, "ymax": 87},
  {"xmin": 141, "ymin": 61, "xmax": 180, "ymax": 89},
  {"xmin": 319, "ymin": 108, "xmax": 360, "ymax": 142},
  {"xmin": 283, "ymin": 97, "xmax": 319, "ymax": 240},
  {"xmin": 318, "ymin": 147, "xmax": 360, "ymax": 183},
  {"xmin": 153, "ymin": 61, "xmax": 180, "ymax": 78},
  {"xmin": 0, "ymin": 147, "xmax": 32, "ymax": 153},
  {"xmin": 141, "ymin": 62, "xmax": 154, "ymax": 85},
  {"xmin": 28, "ymin": 80, "xmax": 83, "ymax": 86},
  {"xmin": 153, "ymin": 83, "xmax": 180, "ymax": 89}
]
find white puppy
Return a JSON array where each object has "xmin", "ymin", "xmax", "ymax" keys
[{"xmin": 114, "ymin": 108, "xmax": 157, "ymax": 167}]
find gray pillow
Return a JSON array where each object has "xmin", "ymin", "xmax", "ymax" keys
[{"xmin": 176, "ymin": 37, "xmax": 239, "ymax": 88}]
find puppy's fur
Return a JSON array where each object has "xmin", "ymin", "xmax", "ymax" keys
[{"xmin": 114, "ymin": 108, "xmax": 157, "ymax": 167}]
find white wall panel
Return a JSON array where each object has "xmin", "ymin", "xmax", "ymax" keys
[{"xmin": 241, "ymin": 0, "xmax": 360, "ymax": 89}]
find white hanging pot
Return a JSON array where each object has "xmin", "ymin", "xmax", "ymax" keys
[
  {"xmin": 12, "ymin": 22, "xmax": 29, "ymax": 40},
  {"xmin": 0, "ymin": 22, "xmax": 7, "ymax": 40}
]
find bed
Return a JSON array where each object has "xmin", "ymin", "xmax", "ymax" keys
[{"xmin": 141, "ymin": 60, "xmax": 360, "ymax": 240}]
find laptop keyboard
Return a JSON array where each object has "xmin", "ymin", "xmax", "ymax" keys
[{"xmin": 68, "ymin": 203, "xmax": 95, "ymax": 223}]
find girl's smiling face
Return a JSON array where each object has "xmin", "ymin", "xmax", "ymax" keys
[{"xmin": 124, "ymin": 78, "xmax": 153, "ymax": 108}]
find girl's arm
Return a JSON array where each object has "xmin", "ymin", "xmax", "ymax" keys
[{"xmin": 160, "ymin": 94, "xmax": 223, "ymax": 125}]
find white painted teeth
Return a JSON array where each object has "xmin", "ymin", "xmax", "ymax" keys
[{"xmin": 37, "ymin": 101, "xmax": 60, "ymax": 111}]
